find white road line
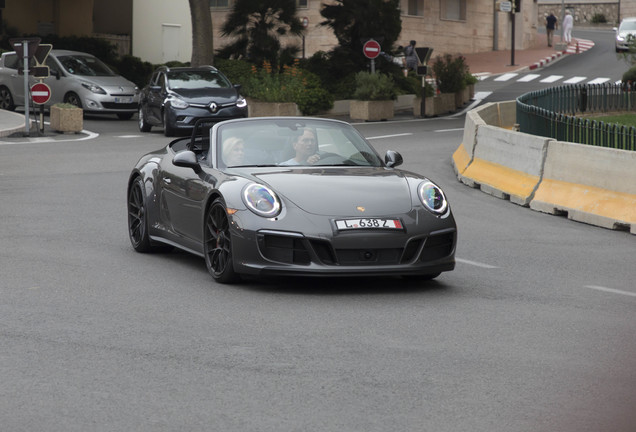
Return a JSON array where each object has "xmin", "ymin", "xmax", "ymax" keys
[
  {"xmin": 456, "ymin": 258, "xmax": 499, "ymax": 269},
  {"xmin": 365, "ymin": 133, "xmax": 412, "ymax": 140},
  {"xmin": 473, "ymin": 91, "xmax": 492, "ymax": 100},
  {"xmin": 434, "ymin": 128, "xmax": 464, "ymax": 133},
  {"xmin": 494, "ymin": 73, "xmax": 518, "ymax": 82},
  {"xmin": 540, "ymin": 75, "xmax": 563, "ymax": 83},
  {"xmin": 0, "ymin": 129, "xmax": 99, "ymax": 145},
  {"xmin": 588, "ymin": 77, "xmax": 611, "ymax": 84},
  {"xmin": 518, "ymin": 74, "xmax": 541, "ymax": 82},
  {"xmin": 116, "ymin": 135, "xmax": 146, "ymax": 138},
  {"xmin": 584, "ymin": 285, "xmax": 636, "ymax": 298},
  {"xmin": 563, "ymin": 76, "xmax": 587, "ymax": 84}
]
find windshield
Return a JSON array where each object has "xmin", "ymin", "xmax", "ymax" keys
[
  {"xmin": 57, "ymin": 55, "xmax": 116, "ymax": 76},
  {"xmin": 215, "ymin": 118, "xmax": 384, "ymax": 168},
  {"xmin": 620, "ymin": 20, "xmax": 636, "ymax": 31},
  {"xmin": 167, "ymin": 70, "xmax": 232, "ymax": 90}
]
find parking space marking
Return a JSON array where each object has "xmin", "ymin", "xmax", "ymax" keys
[{"xmin": 584, "ymin": 285, "xmax": 636, "ymax": 298}]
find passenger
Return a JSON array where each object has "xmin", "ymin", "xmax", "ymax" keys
[
  {"xmin": 281, "ymin": 128, "xmax": 320, "ymax": 165},
  {"xmin": 222, "ymin": 137, "xmax": 245, "ymax": 167}
]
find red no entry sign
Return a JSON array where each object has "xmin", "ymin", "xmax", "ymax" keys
[
  {"xmin": 363, "ymin": 39, "xmax": 381, "ymax": 59},
  {"xmin": 31, "ymin": 82, "xmax": 51, "ymax": 105}
]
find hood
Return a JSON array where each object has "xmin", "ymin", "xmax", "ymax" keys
[
  {"xmin": 80, "ymin": 76, "xmax": 138, "ymax": 94},
  {"xmin": 253, "ymin": 168, "xmax": 413, "ymax": 216},
  {"xmin": 169, "ymin": 88, "xmax": 239, "ymax": 104}
]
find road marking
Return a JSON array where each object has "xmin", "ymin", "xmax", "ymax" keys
[
  {"xmin": 456, "ymin": 258, "xmax": 498, "ymax": 269},
  {"xmin": 518, "ymin": 74, "xmax": 541, "ymax": 82},
  {"xmin": 588, "ymin": 77, "xmax": 611, "ymax": 84},
  {"xmin": 584, "ymin": 285, "xmax": 636, "ymax": 298},
  {"xmin": 494, "ymin": 73, "xmax": 518, "ymax": 82},
  {"xmin": 473, "ymin": 91, "xmax": 492, "ymax": 100},
  {"xmin": 116, "ymin": 135, "xmax": 145, "ymax": 138},
  {"xmin": 0, "ymin": 129, "xmax": 99, "ymax": 145},
  {"xmin": 540, "ymin": 75, "xmax": 563, "ymax": 83},
  {"xmin": 563, "ymin": 76, "xmax": 587, "ymax": 84},
  {"xmin": 365, "ymin": 133, "xmax": 412, "ymax": 140},
  {"xmin": 434, "ymin": 128, "xmax": 464, "ymax": 133}
]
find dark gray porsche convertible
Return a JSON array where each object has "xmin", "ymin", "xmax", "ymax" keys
[{"xmin": 127, "ymin": 117, "xmax": 457, "ymax": 283}]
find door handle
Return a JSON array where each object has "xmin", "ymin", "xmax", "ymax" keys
[{"xmin": 163, "ymin": 178, "xmax": 171, "ymax": 184}]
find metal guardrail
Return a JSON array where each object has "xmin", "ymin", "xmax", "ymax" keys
[{"xmin": 516, "ymin": 83, "xmax": 636, "ymax": 151}]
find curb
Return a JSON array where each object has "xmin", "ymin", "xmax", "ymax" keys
[{"xmin": 528, "ymin": 51, "xmax": 565, "ymax": 70}]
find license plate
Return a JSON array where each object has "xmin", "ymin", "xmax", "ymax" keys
[
  {"xmin": 114, "ymin": 96, "xmax": 133, "ymax": 103},
  {"xmin": 335, "ymin": 218, "xmax": 403, "ymax": 230}
]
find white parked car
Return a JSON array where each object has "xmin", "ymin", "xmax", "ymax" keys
[
  {"xmin": 614, "ymin": 17, "xmax": 636, "ymax": 52},
  {"xmin": 0, "ymin": 49, "xmax": 139, "ymax": 119}
]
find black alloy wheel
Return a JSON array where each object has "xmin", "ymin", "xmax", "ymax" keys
[
  {"xmin": 204, "ymin": 198, "xmax": 238, "ymax": 283},
  {"xmin": 0, "ymin": 86, "xmax": 15, "ymax": 111},
  {"xmin": 139, "ymin": 105, "xmax": 151, "ymax": 132},
  {"xmin": 127, "ymin": 177, "xmax": 154, "ymax": 252}
]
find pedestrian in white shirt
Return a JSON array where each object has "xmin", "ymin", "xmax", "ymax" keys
[{"xmin": 563, "ymin": 10, "xmax": 574, "ymax": 44}]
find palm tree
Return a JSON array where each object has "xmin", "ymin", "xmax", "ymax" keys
[
  {"xmin": 218, "ymin": 0, "xmax": 304, "ymax": 67},
  {"xmin": 189, "ymin": 0, "xmax": 214, "ymax": 66}
]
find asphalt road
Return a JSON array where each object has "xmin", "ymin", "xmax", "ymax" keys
[{"xmin": 1, "ymin": 33, "xmax": 635, "ymax": 432}]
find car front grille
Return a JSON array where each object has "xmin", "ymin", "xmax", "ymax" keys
[
  {"xmin": 257, "ymin": 232, "xmax": 454, "ymax": 266},
  {"xmin": 101, "ymin": 102, "xmax": 138, "ymax": 110}
]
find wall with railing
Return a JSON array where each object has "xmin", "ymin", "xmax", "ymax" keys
[{"xmin": 516, "ymin": 83, "xmax": 636, "ymax": 151}]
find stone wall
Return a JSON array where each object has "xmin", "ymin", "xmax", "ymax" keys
[{"xmin": 537, "ymin": 2, "xmax": 619, "ymax": 27}]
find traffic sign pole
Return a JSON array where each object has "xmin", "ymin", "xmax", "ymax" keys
[
  {"xmin": 23, "ymin": 41, "xmax": 30, "ymax": 136},
  {"xmin": 362, "ymin": 39, "xmax": 381, "ymax": 74}
]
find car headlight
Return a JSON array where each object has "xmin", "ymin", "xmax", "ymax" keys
[
  {"xmin": 81, "ymin": 82, "xmax": 106, "ymax": 94},
  {"xmin": 236, "ymin": 97, "xmax": 247, "ymax": 108},
  {"xmin": 242, "ymin": 183, "xmax": 281, "ymax": 218},
  {"xmin": 169, "ymin": 96, "xmax": 189, "ymax": 109},
  {"xmin": 617, "ymin": 35, "xmax": 625, "ymax": 42},
  {"xmin": 418, "ymin": 181, "xmax": 448, "ymax": 214}
]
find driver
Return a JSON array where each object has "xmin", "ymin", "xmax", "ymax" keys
[{"xmin": 281, "ymin": 128, "xmax": 319, "ymax": 165}]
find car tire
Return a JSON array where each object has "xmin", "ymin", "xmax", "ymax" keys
[
  {"xmin": 0, "ymin": 86, "xmax": 15, "ymax": 111},
  {"xmin": 204, "ymin": 198, "xmax": 239, "ymax": 284},
  {"xmin": 64, "ymin": 92, "xmax": 83, "ymax": 109},
  {"xmin": 163, "ymin": 109, "xmax": 176, "ymax": 137},
  {"xmin": 117, "ymin": 113, "xmax": 134, "ymax": 120},
  {"xmin": 127, "ymin": 177, "xmax": 172, "ymax": 253},
  {"xmin": 138, "ymin": 106, "xmax": 151, "ymax": 132}
]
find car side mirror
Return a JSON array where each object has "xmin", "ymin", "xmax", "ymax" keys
[
  {"xmin": 51, "ymin": 69, "xmax": 60, "ymax": 80},
  {"xmin": 173, "ymin": 150, "xmax": 202, "ymax": 173},
  {"xmin": 385, "ymin": 150, "xmax": 403, "ymax": 168},
  {"xmin": 233, "ymin": 84, "xmax": 242, "ymax": 91}
]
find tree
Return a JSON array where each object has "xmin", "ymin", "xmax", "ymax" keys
[
  {"xmin": 320, "ymin": 0, "xmax": 402, "ymax": 71},
  {"xmin": 217, "ymin": 0, "xmax": 304, "ymax": 66},
  {"xmin": 189, "ymin": 0, "xmax": 214, "ymax": 66}
]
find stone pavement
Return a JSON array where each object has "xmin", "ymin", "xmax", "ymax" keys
[{"xmin": 0, "ymin": 36, "xmax": 595, "ymax": 141}]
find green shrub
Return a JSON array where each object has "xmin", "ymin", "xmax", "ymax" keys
[
  {"xmin": 296, "ymin": 87, "xmax": 334, "ymax": 115},
  {"xmin": 214, "ymin": 58, "xmax": 254, "ymax": 86},
  {"xmin": 590, "ymin": 14, "xmax": 607, "ymax": 24},
  {"xmin": 622, "ymin": 65, "xmax": 636, "ymax": 82},
  {"xmin": 110, "ymin": 55, "xmax": 154, "ymax": 88},
  {"xmin": 352, "ymin": 71, "xmax": 397, "ymax": 101},
  {"xmin": 432, "ymin": 54, "xmax": 469, "ymax": 93}
]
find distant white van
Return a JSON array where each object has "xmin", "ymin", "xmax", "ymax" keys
[{"xmin": 0, "ymin": 49, "xmax": 139, "ymax": 119}]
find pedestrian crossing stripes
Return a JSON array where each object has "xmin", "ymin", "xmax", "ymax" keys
[{"xmin": 480, "ymin": 73, "xmax": 617, "ymax": 85}]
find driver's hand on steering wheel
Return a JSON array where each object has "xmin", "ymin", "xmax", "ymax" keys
[{"xmin": 306, "ymin": 153, "xmax": 320, "ymax": 164}]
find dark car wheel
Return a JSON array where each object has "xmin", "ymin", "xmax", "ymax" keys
[
  {"xmin": 163, "ymin": 109, "xmax": 176, "ymax": 137},
  {"xmin": 127, "ymin": 177, "xmax": 173, "ymax": 253},
  {"xmin": 64, "ymin": 92, "xmax": 83, "ymax": 109},
  {"xmin": 0, "ymin": 86, "xmax": 15, "ymax": 111},
  {"xmin": 117, "ymin": 112, "xmax": 134, "ymax": 120},
  {"xmin": 204, "ymin": 198, "xmax": 239, "ymax": 284},
  {"xmin": 138, "ymin": 106, "xmax": 151, "ymax": 132}
]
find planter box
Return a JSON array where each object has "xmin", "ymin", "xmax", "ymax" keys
[
  {"xmin": 50, "ymin": 105, "xmax": 83, "ymax": 133},
  {"xmin": 248, "ymin": 100, "xmax": 300, "ymax": 117},
  {"xmin": 455, "ymin": 87, "xmax": 470, "ymax": 108},
  {"xmin": 436, "ymin": 93, "xmax": 456, "ymax": 115},
  {"xmin": 349, "ymin": 100, "xmax": 394, "ymax": 121},
  {"xmin": 412, "ymin": 97, "xmax": 435, "ymax": 117}
]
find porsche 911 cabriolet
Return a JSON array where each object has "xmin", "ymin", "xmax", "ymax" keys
[{"xmin": 127, "ymin": 117, "xmax": 457, "ymax": 283}]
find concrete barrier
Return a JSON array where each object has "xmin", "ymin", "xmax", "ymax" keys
[
  {"xmin": 455, "ymin": 100, "xmax": 636, "ymax": 234},
  {"xmin": 458, "ymin": 125, "xmax": 551, "ymax": 206},
  {"xmin": 531, "ymin": 141, "xmax": 636, "ymax": 234}
]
